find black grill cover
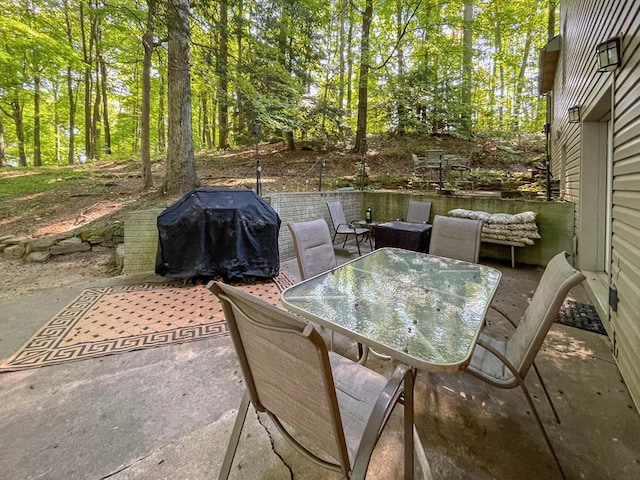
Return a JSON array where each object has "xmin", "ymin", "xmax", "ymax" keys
[{"xmin": 155, "ymin": 188, "xmax": 281, "ymax": 282}]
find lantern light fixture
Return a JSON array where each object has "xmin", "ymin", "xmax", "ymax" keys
[
  {"xmin": 568, "ymin": 106, "xmax": 581, "ymax": 124},
  {"xmin": 596, "ymin": 37, "xmax": 621, "ymax": 72}
]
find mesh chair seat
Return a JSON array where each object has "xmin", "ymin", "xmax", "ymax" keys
[
  {"xmin": 467, "ymin": 333, "xmax": 515, "ymax": 386},
  {"xmin": 329, "ymin": 351, "xmax": 389, "ymax": 461},
  {"xmin": 326, "ymin": 201, "xmax": 371, "ymax": 255}
]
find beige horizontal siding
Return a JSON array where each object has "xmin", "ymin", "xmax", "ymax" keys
[{"xmin": 557, "ymin": 0, "xmax": 640, "ymax": 409}]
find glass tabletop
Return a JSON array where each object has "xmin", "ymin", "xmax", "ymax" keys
[{"xmin": 281, "ymin": 247, "xmax": 502, "ymax": 372}]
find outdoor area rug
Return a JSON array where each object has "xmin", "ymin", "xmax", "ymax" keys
[
  {"xmin": 0, "ymin": 272, "xmax": 294, "ymax": 372},
  {"xmin": 556, "ymin": 300, "xmax": 607, "ymax": 335}
]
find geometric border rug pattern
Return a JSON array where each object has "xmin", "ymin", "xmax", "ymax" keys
[{"xmin": 0, "ymin": 273, "xmax": 293, "ymax": 372}]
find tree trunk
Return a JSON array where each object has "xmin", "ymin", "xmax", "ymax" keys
[
  {"xmin": 65, "ymin": 0, "xmax": 76, "ymax": 165},
  {"xmin": 163, "ymin": 0, "xmax": 199, "ymax": 195},
  {"xmin": 488, "ymin": 9, "xmax": 500, "ymax": 132},
  {"xmin": 11, "ymin": 97, "xmax": 27, "ymax": 166},
  {"xmin": 0, "ymin": 115, "xmax": 6, "ymax": 167},
  {"xmin": 141, "ymin": 0, "xmax": 156, "ymax": 189},
  {"xmin": 352, "ymin": 0, "xmax": 373, "ymax": 154},
  {"xmin": 548, "ymin": 1, "xmax": 557, "ymax": 40},
  {"xmin": 217, "ymin": 0, "xmax": 230, "ymax": 149},
  {"xmin": 338, "ymin": 0, "xmax": 346, "ymax": 113},
  {"xmin": 278, "ymin": 6, "xmax": 295, "ymax": 151},
  {"xmin": 202, "ymin": 94, "xmax": 213, "ymax": 148},
  {"xmin": 395, "ymin": 0, "xmax": 406, "ymax": 134},
  {"xmin": 461, "ymin": 3, "xmax": 473, "ymax": 135},
  {"xmin": 54, "ymin": 86, "xmax": 61, "ymax": 163},
  {"xmin": 346, "ymin": 4, "xmax": 354, "ymax": 116},
  {"xmin": 233, "ymin": 0, "xmax": 244, "ymax": 139},
  {"xmin": 33, "ymin": 75, "xmax": 42, "ymax": 166},
  {"xmin": 513, "ymin": 26, "xmax": 533, "ymax": 129},
  {"xmin": 92, "ymin": 66, "xmax": 101, "ymax": 160},
  {"xmin": 100, "ymin": 57, "xmax": 111, "ymax": 154},
  {"xmin": 80, "ymin": 1, "xmax": 95, "ymax": 160},
  {"xmin": 157, "ymin": 51, "xmax": 166, "ymax": 153}
]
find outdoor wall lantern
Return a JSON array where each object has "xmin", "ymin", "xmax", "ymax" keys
[
  {"xmin": 596, "ymin": 37, "xmax": 621, "ymax": 72},
  {"xmin": 568, "ymin": 106, "xmax": 581, "ymax": 124}
]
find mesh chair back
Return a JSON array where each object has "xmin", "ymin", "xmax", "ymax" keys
[
  {"xmin": 506, "ymin": 251, "xmax": 586, "ymax": 377},
  {"xmin": 211, "ymin": 282, "xmax": 350, "ymax": 468},
  {"xmin": 326, "ymin": 201, "xmax": 348, "ymax": 230},
  {"xmin": 429, "ymin": 215, "xmax": 483, "ymax": 263},
  {"xmin": 406, "ymin": 201, "xmax": 432, "ymax": 224},
  {"xmin": 288, "ymin": 219, "xmax": 337, "ymax": 280}
]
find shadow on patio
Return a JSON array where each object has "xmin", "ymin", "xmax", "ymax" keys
[{"xmin": 0, "ymin": 239, "xmax": 638, "ymax": 479}]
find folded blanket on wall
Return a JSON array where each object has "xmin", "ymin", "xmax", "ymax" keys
[
  {"xmin": 448, "ymin": 209, "xmax": 540, "ymax": 245},
  {"xmin": 482, "ymin": 226, "xmax": 541, "ymax": 239},
  {"xmin": 449, "ymin": 209, "xmax": 537, "ymax": 225}
]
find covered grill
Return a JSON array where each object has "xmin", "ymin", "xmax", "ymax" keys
[{"xmin": 155, "ymin": 188, "xmax": 281, "ymax": 282}]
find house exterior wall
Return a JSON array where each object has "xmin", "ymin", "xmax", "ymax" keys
[{"xmin": 552, "ymin": 0, "xmax": 640, "ymax": 409}]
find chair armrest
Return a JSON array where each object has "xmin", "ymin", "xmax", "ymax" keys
[
  {"xmin": 352, "ymin": 364, "xmax": 411, "ymax": 473},
  {"xmin": 337, "ymin": 222, "xmax": 356, "ymax": 232},
  {"xmin": 489, "ymin": 304, "xmax": 518, "ymax": 328},
  {"xmin": 476, "ymin": 337, "xmax": 520, "ymax": 379}
]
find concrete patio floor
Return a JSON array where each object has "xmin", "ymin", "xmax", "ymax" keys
[{"xmin": 1, "ymin": 242, "xmax": 639, "ymax": 479}]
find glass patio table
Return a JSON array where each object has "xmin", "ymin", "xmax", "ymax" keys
[{"xmin": 281, "ymin": 247, "xmax": 502, "ymax": 372}]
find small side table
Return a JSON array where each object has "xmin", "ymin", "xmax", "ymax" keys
[
  {"xmin": 354, "ymin": 220, "xmax": 379, "ymax": 248},
  {"xmin": 374, "ymin": 221, "xmax": 432, "ymax": 253}
]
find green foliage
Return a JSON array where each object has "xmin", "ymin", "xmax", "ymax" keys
[{"xmin": 0, "ymin": 0, "xmax": 552, "ymax": 170}]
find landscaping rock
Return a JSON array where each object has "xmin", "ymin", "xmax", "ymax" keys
[
  {"xmin": 26, "ymin": 238, "xmax": 57, "ymax": 253},
  {"xmin": 25, "ymin": 251, "xmax": 50, "ymax": 263},
  {"xmin": 3, "ymin": 236, "xmax": 29, "ymax": 246},
  {"xmin": 50, "ymin": 241, "xmax": 91, "ymax": 255},
  {"xmin": 5, "ymin": 244, "xmax": 26, "ymax": 257},
  {"xmin": 80, "ymin": 222, "xmax": 124, "ymax": 246},
  {"xmin": 57, "ymin": 237, "xmax": 83, "ymax": 246}
]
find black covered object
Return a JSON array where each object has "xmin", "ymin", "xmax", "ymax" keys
[
  {"xmin": 156, "ymin": 188, "xmax": 281, "ymax": 282},
  {"xmin": 374, "ymin": 221, "xmax": 432, "ymax": 253}
]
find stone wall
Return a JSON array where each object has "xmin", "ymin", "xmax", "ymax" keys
[
  {"xmin": 363, "ymin": 191, "xmax": 575, "ymax": 265},
  {"xmin": 122, "ymin": 191, "xmax": 575, "ymax": 274},
  {"xmin": 268, "ymin": 191, "xmax": 363, "ymax": 261},
  {"xmin": 0, "ymin": 223, "xmax": 124, "ymax": 264}
]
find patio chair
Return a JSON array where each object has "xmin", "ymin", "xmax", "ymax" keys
[
  {"xmin": 288, "ymin": 219, "xmax": 337, "ymax": 280},
  {"xmin": 465, "ymin": 251, "xmax": 586, "ymax": 480},
  {"xmin": 326, "ymin": 201, "xmax": 371, "ymax": 255},
  {"xmin": 209, "ymin": 281, "xmax": 417, "ymax": 480},
  {"xmin": 406, "ymin": 201, "xmax": 432, "ymax": 224},
  {"xmin": 428, "ymin": 215, "xmax": 482, "ymax": 263}
]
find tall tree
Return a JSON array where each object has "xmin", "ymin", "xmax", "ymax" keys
[
  {"xmin": 64, "ymin": 0, "xmax": 78, "ymax": 165},
  {"xmin": 156, "ymin": 49, "xmax": 166, "ymax": 153},
  {"xmin": 352, "ymin": 0, "xmax": 373, "ymax": 153},
  {"xmin": 217, "ymin": 0, "xmax": 230, "ymax": 149},
  {"xmin": 0, "ymin": 114, "xmax": 6, "ymax": 166},
  {"xmin": 461, "ymin": 3, "xmax": 474, "ymax": 135},
  {"xmin": 141, "ymin": 0, "xmax": 158, "ymax": 189},
  {"xmin": 163, "ymin": 0, "xmax": 199, "ymax": 195}
]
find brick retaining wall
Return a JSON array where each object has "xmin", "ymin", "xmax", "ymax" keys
[{"xmin": 123, "ymin": 191, "xmax": 574, "ymax": 273}]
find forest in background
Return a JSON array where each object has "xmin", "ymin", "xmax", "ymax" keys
[{"xmin": 0, "ymin": 0, "xmax": 557, "ymax": 194}]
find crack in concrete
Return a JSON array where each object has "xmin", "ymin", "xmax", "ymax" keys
[
  {"xmin": 98, "ymin": 453, "xmax": 154, "ymax": 479},
  {"xmin": 255, "ymin": 410, "xmax": 294, "ymax": 480}
]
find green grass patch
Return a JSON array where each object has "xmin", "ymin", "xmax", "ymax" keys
[{"xmin": 0, "ymin": 166, "xmax": 92, "ymax": 199}]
